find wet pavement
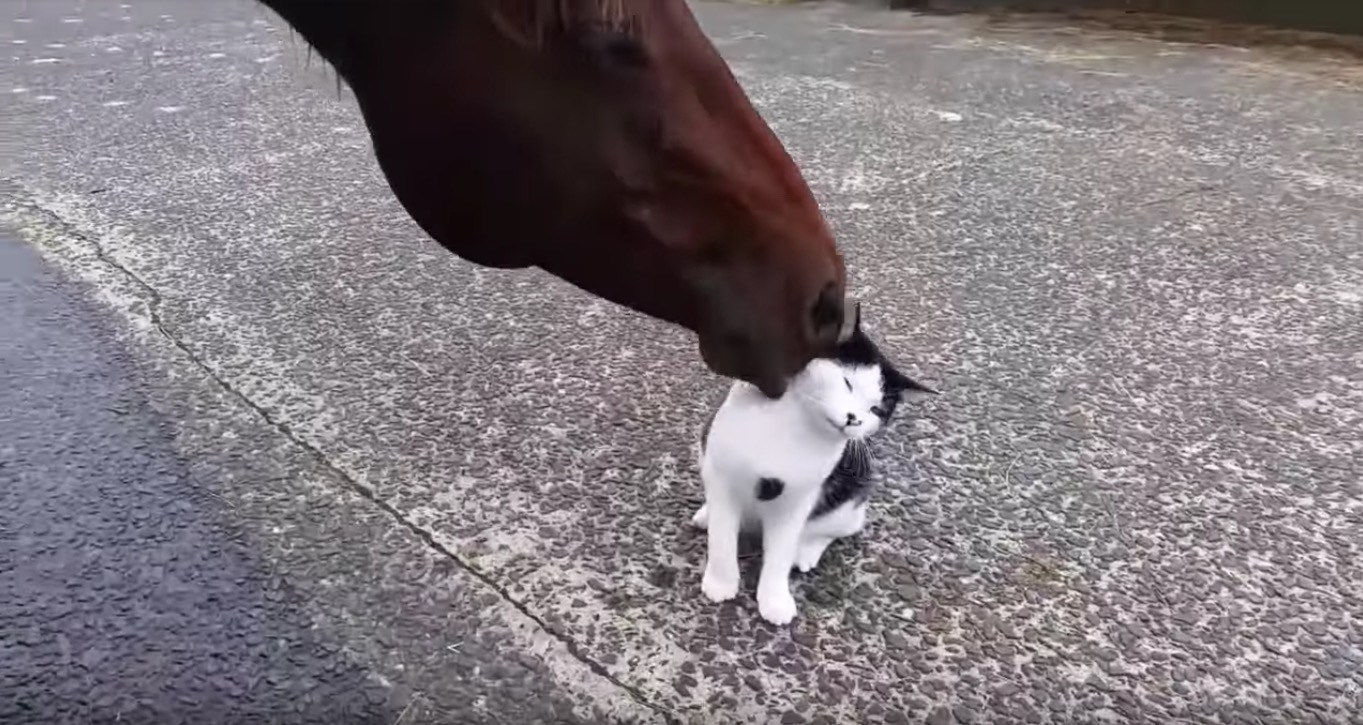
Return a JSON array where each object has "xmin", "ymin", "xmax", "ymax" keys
[{"xmin": 2, "ymin": 1, "xmax": 1362, "ymax": 723}]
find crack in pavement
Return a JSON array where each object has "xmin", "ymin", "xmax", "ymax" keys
[{"xmin": 0, "ymin": 184, "xmax": 679, "ymax": 725}]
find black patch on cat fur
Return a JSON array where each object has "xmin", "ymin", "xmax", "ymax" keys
[
  {"xmin": 809, "ymin": 310, "xmax": 929, "ymax": 520},
  {"xmin": 810, "ymin": 441, "xmax": 875, "ymax": 518},
  {"xmin": 827, "ymin": 310, "xmax": 935, "ymax": 397},
  {"xmin": 756, "ymin": 477, "xmax": 785, "ymax": 501}
]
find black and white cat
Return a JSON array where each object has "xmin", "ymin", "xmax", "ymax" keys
[{"xmin": 691, "ymin": 304, "xmax": 931, "ymax": 625}]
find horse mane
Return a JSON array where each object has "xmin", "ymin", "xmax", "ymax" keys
[
  {"xmin": 260, "ymin": 0, "xmax": 644, "ymax": 94},
  {"xmin": 483, "ymin": 0, "xmax": 640, "ymax": 46}
]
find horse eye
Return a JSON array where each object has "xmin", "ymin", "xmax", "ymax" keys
[{"xmin": 591, "ymin": 31, "xmax": 649, "ymax": 70}]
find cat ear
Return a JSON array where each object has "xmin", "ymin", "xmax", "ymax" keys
[{"xmin": 885, "ymin": 364, "xmax": 938, "ymax": 396}]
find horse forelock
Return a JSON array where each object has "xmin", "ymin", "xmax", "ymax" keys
[{"xmin": 483, "ymin": 0, "xmax": 640, "ymax": 46}]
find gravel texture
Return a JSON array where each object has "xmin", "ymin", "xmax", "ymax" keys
[{"xmin": 3, "ymin": 0, "xmax": 1362, "ymax": 723}]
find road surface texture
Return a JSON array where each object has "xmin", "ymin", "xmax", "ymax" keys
[{"xmin": 3, "ymin": 1, "xmax": 1361, "ymax": 724}]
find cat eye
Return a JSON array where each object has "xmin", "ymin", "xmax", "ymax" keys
[{"xmin": 843, "ymin": 377, "xmax": 852, "ymax": 392}]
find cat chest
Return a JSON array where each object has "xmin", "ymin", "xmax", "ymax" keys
[
  {"xmin": 705, "ymin": 435, "xmax": 843, "ymax": 498},
  {"xmin": 704, "ymin": 401, "xmax": 846, "ymax": 498}
]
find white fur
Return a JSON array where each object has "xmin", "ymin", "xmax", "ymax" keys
[{"xmin": 695, "ymin": 359, "xmax": 885, "ymax": 625}]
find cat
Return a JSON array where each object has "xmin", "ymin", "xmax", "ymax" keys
[{"xmin": 691, "ymin": 303, "xmax": 932, "ymax": 625}]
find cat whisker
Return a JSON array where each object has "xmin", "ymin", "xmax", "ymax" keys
[{"xmin": 842, "ymin": 438, "xmax": 876, "ymax": 479}]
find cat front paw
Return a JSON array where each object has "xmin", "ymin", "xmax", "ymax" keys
[
  {"xmin": 701, "ymin": 569, "xmax": 739, "ymax": 603},
  {"xmin": 757, "ymin": 589, "xmax": 798, "ymax": 626},
  {"xmin": 794, "ymin": 540, "xmax": 831, "ymax": 573}
]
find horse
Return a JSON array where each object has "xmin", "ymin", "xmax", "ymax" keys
[{"xmin": 255, "ymin": 0, "xmax": 852, "ymax": 397}]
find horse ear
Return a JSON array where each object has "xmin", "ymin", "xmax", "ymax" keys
[{"xmin": 836, "ymin": 299, "xmax": 861, "ymax": 343}]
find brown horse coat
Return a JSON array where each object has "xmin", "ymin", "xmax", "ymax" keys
[{"xmin": 257, "ymin": 0, "xmax": 851, "ymax": 396}]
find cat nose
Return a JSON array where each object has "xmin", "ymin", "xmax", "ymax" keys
[{"xmin": 845, "ymin": 413, "xmax": 861, "ymax": 427}]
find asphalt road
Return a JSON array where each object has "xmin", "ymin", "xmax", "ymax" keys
[
  {"xmin": 0, "ymin": 232, "xmax": 400, "ymax": 725},
  {"xmin": 3, "ymin": 1, "xmax": 1362, "ymax": 724}
]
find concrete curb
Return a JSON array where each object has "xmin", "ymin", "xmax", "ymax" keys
[
  {"xmin": 723, "ymin": 0, "xmax": 1363, "ymax": 57},
  {"xmin": 861, "ymin": 0, "xmax": 1363, "ymax": 37}
]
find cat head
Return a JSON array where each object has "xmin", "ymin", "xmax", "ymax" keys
[{"xmin": 789, "ymin": 302, "xmax": 934, "ymax": 441}]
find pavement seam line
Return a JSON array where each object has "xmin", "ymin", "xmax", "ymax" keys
[{"xmin": 5, "ymin": 192, "xmax": 680, "ymax": 725}]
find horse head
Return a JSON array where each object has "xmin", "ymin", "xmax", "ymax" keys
[{"xmin": 259, "ymin": 0, "xmax": 850, "ymax": 397}]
